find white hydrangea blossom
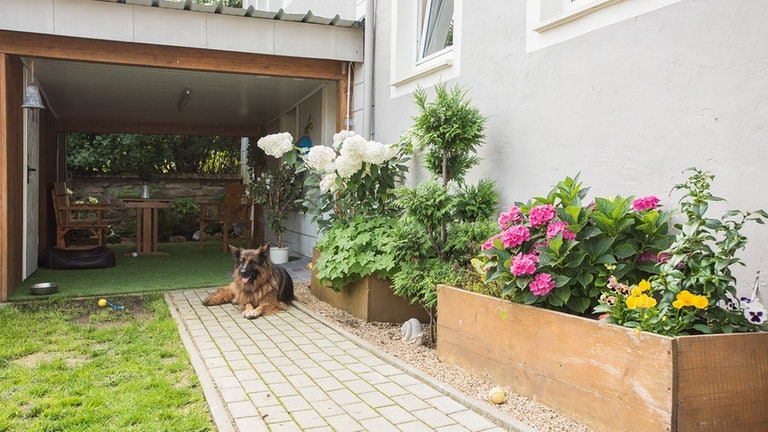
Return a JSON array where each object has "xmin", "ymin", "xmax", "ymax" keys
[
  {"xmin": 257, "ymin": 132, "xmax": 294, "ymax": 158},
  {"xmin": 339, "ymin": 135, "xmax": 368, "ymax": 158},
  {"xmin": 332, "ymin": 130, "xmax": 357, "ymax": 149},
  {"xmin": 361, "ymin": 141, "xmax": 390, "ymax": 165},
  {"xmin": 335, "ymin": 152, "xmax": 364, "ymax": 178},
  {"xmin": 305, "ymin": 145, "xmax": 337, "ymax": 173},
  {"xmin": 383, "ymin": 143, "xmax": 398, "ymax": 161},
  {"xmin": 319, "ymin": 173, "xmax": 339, "ymax": 193}
]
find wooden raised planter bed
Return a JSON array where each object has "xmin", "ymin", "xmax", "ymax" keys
[
  {"xmin": 436, "ymin": 284, "xmax": 768, "ymax": 432},
  {"xmin": 310, "ymin": 250, "xmax": 430, "ymax": 323}
]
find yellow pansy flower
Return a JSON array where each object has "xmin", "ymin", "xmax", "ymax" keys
[
  {"xmin": 693, "ymin": 295, "xmax": 708, "ymax": 309},
  {"xmin": 638, "ymin": 279, "xmax": 651, "ymax": 292}
]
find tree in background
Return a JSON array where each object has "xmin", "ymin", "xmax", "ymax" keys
[{"xmin": 66, "ymin": 133, "xmax": 241, "ymax": 176}]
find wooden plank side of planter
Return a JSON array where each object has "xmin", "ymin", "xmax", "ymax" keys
[
  {"xmin": 675, "ymin": 332, "xmax": 768, "ymax": 431},
  {"xmin": 437, "ymin": 285, "xmax": 675, "ymax": 432}
]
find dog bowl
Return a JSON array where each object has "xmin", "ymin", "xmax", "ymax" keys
[{"xmin": 30, "ymin": 282, "xmax": 59, "ymax": 295}]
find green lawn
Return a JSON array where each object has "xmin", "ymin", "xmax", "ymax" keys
[
  {"xmin": 0, "ymin": 293, "xmax": 214, "ymax": 431},
  {"xmin": 13, "ymin": 242, "xmax": 237, "ymax": 301}
]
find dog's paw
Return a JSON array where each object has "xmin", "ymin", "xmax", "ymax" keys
[{"xmin": 242, "ymin": 308, "xmax": 262, "ymax": 319}]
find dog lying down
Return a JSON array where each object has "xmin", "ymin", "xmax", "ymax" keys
[{"xmin": 202, "ymin": 244, "xmax": 294, "ymax": 319}]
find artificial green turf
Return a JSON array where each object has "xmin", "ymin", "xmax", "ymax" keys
[
  {"xmin": 0, "ymin": 293, "xmax": 214, "ymax": 431},
  {"xmin": 12, "ymin": 242, "xmax": 238, "ymax": 301}
]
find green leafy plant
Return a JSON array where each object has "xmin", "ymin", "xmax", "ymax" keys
[
  {"xmin": 315, "ymin": 215, "xmax": 399, "ymax": 291},
  {"xmin": 478, "ymin": 175, "xmax": 673, "ymax": 315},
  {"xmin": 247, "ymin": 132, "xmax": 305, "ymax": 248},
  {"xmin": 596, "ymin": 168, "xmax": 768, "ymax": 335}
]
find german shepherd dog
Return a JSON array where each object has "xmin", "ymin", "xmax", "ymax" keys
[{"xmin": 202, "ymin": 244, "xmax": 294, "ymax": 319}]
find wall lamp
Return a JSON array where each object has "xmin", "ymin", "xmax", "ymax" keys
[
  {"xmin": 22, "ymin": 60, "xmax": 46, "ymax": 110},
  {"xmin": 177, "ymin": 87, "xmax": 191, "ymax": 112}
]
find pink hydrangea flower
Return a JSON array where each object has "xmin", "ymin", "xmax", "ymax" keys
[
  {"xmin": 632, "ymin": 196, "xmax": 660, "ymax": 211},
  {"xmin": 528, "ymin": 204, "xmax": 556, "ymax": 227},
  {"xmin": 529, "ymin": 273, "xmax": 556, "ymax": 296},
  {"xmin": 546, "ymin": 221, "xmax": 576, "ymax": 240},
  {"xmin": 501, "ymin": 225, "xmax": 530, "ymax": 249},
  {"xmin": 482, "ymin": 234, "xmax": 501, "ymax": 251},
  {"xmin": 498, "ymin": 206, "xmax": 522, "ymax": 229},
  {"xmin": 511, "ymin": 253, "xmax": 538, "ymax": 276}
]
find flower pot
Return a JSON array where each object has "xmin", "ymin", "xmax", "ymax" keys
[
  {"xmin": 310, "ymin": 249, "xmax": 430, "ymax": 323},
  {"xmin": 436, "ymin": 284, "xmax": 768, "ymax": 432},
  {"xmin": 269, "ymin": 246, "xmax": 290, "ymax": 264}
]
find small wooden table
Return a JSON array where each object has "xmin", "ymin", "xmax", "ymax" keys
[{"xmin": 122, "ymin": 198, "xmax": 173, "ymax": 256}]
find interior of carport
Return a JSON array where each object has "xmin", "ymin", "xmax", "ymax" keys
[{"xmin": 0, "ymin": 30, "xmax": 355, "ymax": 301}]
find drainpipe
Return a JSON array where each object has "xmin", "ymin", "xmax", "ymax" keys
[{"xmin": 362, "ymin": 0, "xmax": 375, "ymax": 140}]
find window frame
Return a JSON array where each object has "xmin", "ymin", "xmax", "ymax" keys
[{"xmin": 391, "ymin": 0, "xmax": 461, "ymax": 97}]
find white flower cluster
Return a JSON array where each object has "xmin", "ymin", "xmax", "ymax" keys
[
  {"xmin": 305, "ymin": 131, "xmax": 398, "ymax": 191},
  {"xmin": 257, "ymin": 132, "xmax": 294, "ymax": 158}
]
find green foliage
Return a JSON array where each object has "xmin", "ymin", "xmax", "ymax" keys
[
  {"xmin": 249, "ymin": 160, "xmax": 305, "ymax": 248},
  {"xmin": 67, "ymin": 133, "xmax": 241, "ymax": 176},
  {"xmin": 315, "ymin": 216, "xmax": 399, "ymax": 291},
  {"xmin": 158, "ymin": 197, "xmax": 200, "ymax": 240},
  {"xmin": 452, "ymin": 178, "xmax": 499, "ymax": 222},
  {"xmin": 407, "ymin": 83, "xmax": 487, "ymax": 185},
  {"xmin": 597, "ymin": 168, "xmax": 768, "ymax": 335},
  {"xmin": 391, "ymin": 84, "xmax": 496, "ymax": 312},
  {"xmin": 392, "ymin": 259, "xmax": 463, "ymax": 311},
  {"xmin": 480, "ymin": 175, "xmax": 674, "ymax": 315}
]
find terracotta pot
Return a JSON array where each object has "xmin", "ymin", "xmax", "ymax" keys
[{"xmin": 436, "ymin": 284, "xmax": 768, "ymax": 432}]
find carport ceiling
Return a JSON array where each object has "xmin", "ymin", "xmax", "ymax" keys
[{"xmin": 28, "ymin": 57, "xmax": 332, "ymax": 135}]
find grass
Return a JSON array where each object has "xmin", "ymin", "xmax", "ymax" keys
[
  {"xmin": 0, "ymin": 293, "xmax": 214, "ymax": 431},
  {"xmin": 12, "ymin": 242, "xmax": 237, "ymax": 301}
]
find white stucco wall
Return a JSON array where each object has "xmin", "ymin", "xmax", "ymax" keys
[{"xmin": 371, "ymin": 0, "xmax": 768, "ymax": 296}]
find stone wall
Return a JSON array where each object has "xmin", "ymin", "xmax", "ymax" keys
[{"xmin": 69, "ymin": 174, "xmax": 245, "ymax": 241}]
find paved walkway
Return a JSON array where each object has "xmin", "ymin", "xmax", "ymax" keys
[{"xmin": 165, "ymin": 259, "xmax": 535, "ymax": 432}]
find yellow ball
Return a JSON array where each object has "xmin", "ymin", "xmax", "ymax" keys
[
  {"xmin": 98, "ymin": 298, "xmax": 107, "ymax": 307},
  {"xmin": 488, "ymin": 387, "xmax": 506, "ymax": 404}
]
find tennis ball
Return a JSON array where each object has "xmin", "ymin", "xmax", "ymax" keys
[
  {"xmin": 488, "ymin": 387, "xmax": 506, "ymax": 404},
  {"xmin": 131, "ymin": 252, "xmax": 138, "ymax": 257},
  {"xmin": 98, "ymin": 298, "xmax": 107, "ymax": 307}
]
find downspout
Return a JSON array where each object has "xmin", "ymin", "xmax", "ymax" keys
[{"xmin": 362, "ymin": 0, "xmax": 375, "ymax": 140}]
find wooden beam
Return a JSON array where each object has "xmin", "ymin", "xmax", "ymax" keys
[
  {"xmin": 56, "ymin": 118, "xmax": 262, "ymax": 137},
  {"xmin": 0, "ymin": 54, "xmax": 25, "ymax": 301},
  {"xmin": 0, "ymin": 30, "xmax": 347, "ymax": 81}
]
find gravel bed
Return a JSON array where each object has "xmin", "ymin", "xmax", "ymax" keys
[{"xmin": 293, "ymin": 283, "xmax": 593, "ymax": 432}]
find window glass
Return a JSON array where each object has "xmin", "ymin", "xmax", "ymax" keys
[{"xmin": 418, "ymin": 0, "xmax": 454, "ymax": 61}]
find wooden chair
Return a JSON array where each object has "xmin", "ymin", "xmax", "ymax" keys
[
  {"xmin": 51, "ymin": 182, "xmax": 109, "ymax": 249},
  {"xmin": 198, "ymin": 183, "xmax": 253, "ymax": 252}
]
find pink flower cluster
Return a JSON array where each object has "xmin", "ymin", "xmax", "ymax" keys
[
  {"xmin": 546, "ymin": 221, "xmax": 576, "ymax": 240},
  {"xmin": 529, "ymin": 273, "xmax": 556, "ymax": 296},
  {"xmin": 631, "ymin": 195, "xmax": 660, "ymax": 211},
  {"xmin": 511, "ymin": 253, "xmax": 538, "ymax": 276},
  {"xmin": 528, "ymin": 204, "xmax": 556, "ymax": 227},
  {"xmin": 498, "ymin": 206, "xmax": 522, "ymax": 229},
  {"xmin": 484, "ymin": 204, "xmax": 578, "ymax": 298}
]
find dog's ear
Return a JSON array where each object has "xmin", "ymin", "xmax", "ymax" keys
[
  {"xmin": 229, "ymin": 245, "xmax": 241, "ymax": 261},
  {"xmin": 259, "ymin": 243, "xmax": 271, "ymax": 253}
]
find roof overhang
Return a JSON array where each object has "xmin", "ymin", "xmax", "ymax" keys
[{"xmin": 0, "ymin": 0, "xmax": 364, "ymax": 135}]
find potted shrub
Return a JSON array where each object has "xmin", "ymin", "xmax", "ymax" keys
[
  {"xmin": 247, "ymin": 132, "xmax": 304, "ymax": 263},
  {"xmin": 438, "ymin": 169, "xmax": 768, "ymax": 432}
]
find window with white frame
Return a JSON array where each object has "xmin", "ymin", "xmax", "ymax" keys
[
  {"xmin": 417, "ymin": 0, "xmax": 454, "ymax": 61},
  {"xmin": 391, "ymin": 0, "xmax": 460, "ymax": 97}
]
